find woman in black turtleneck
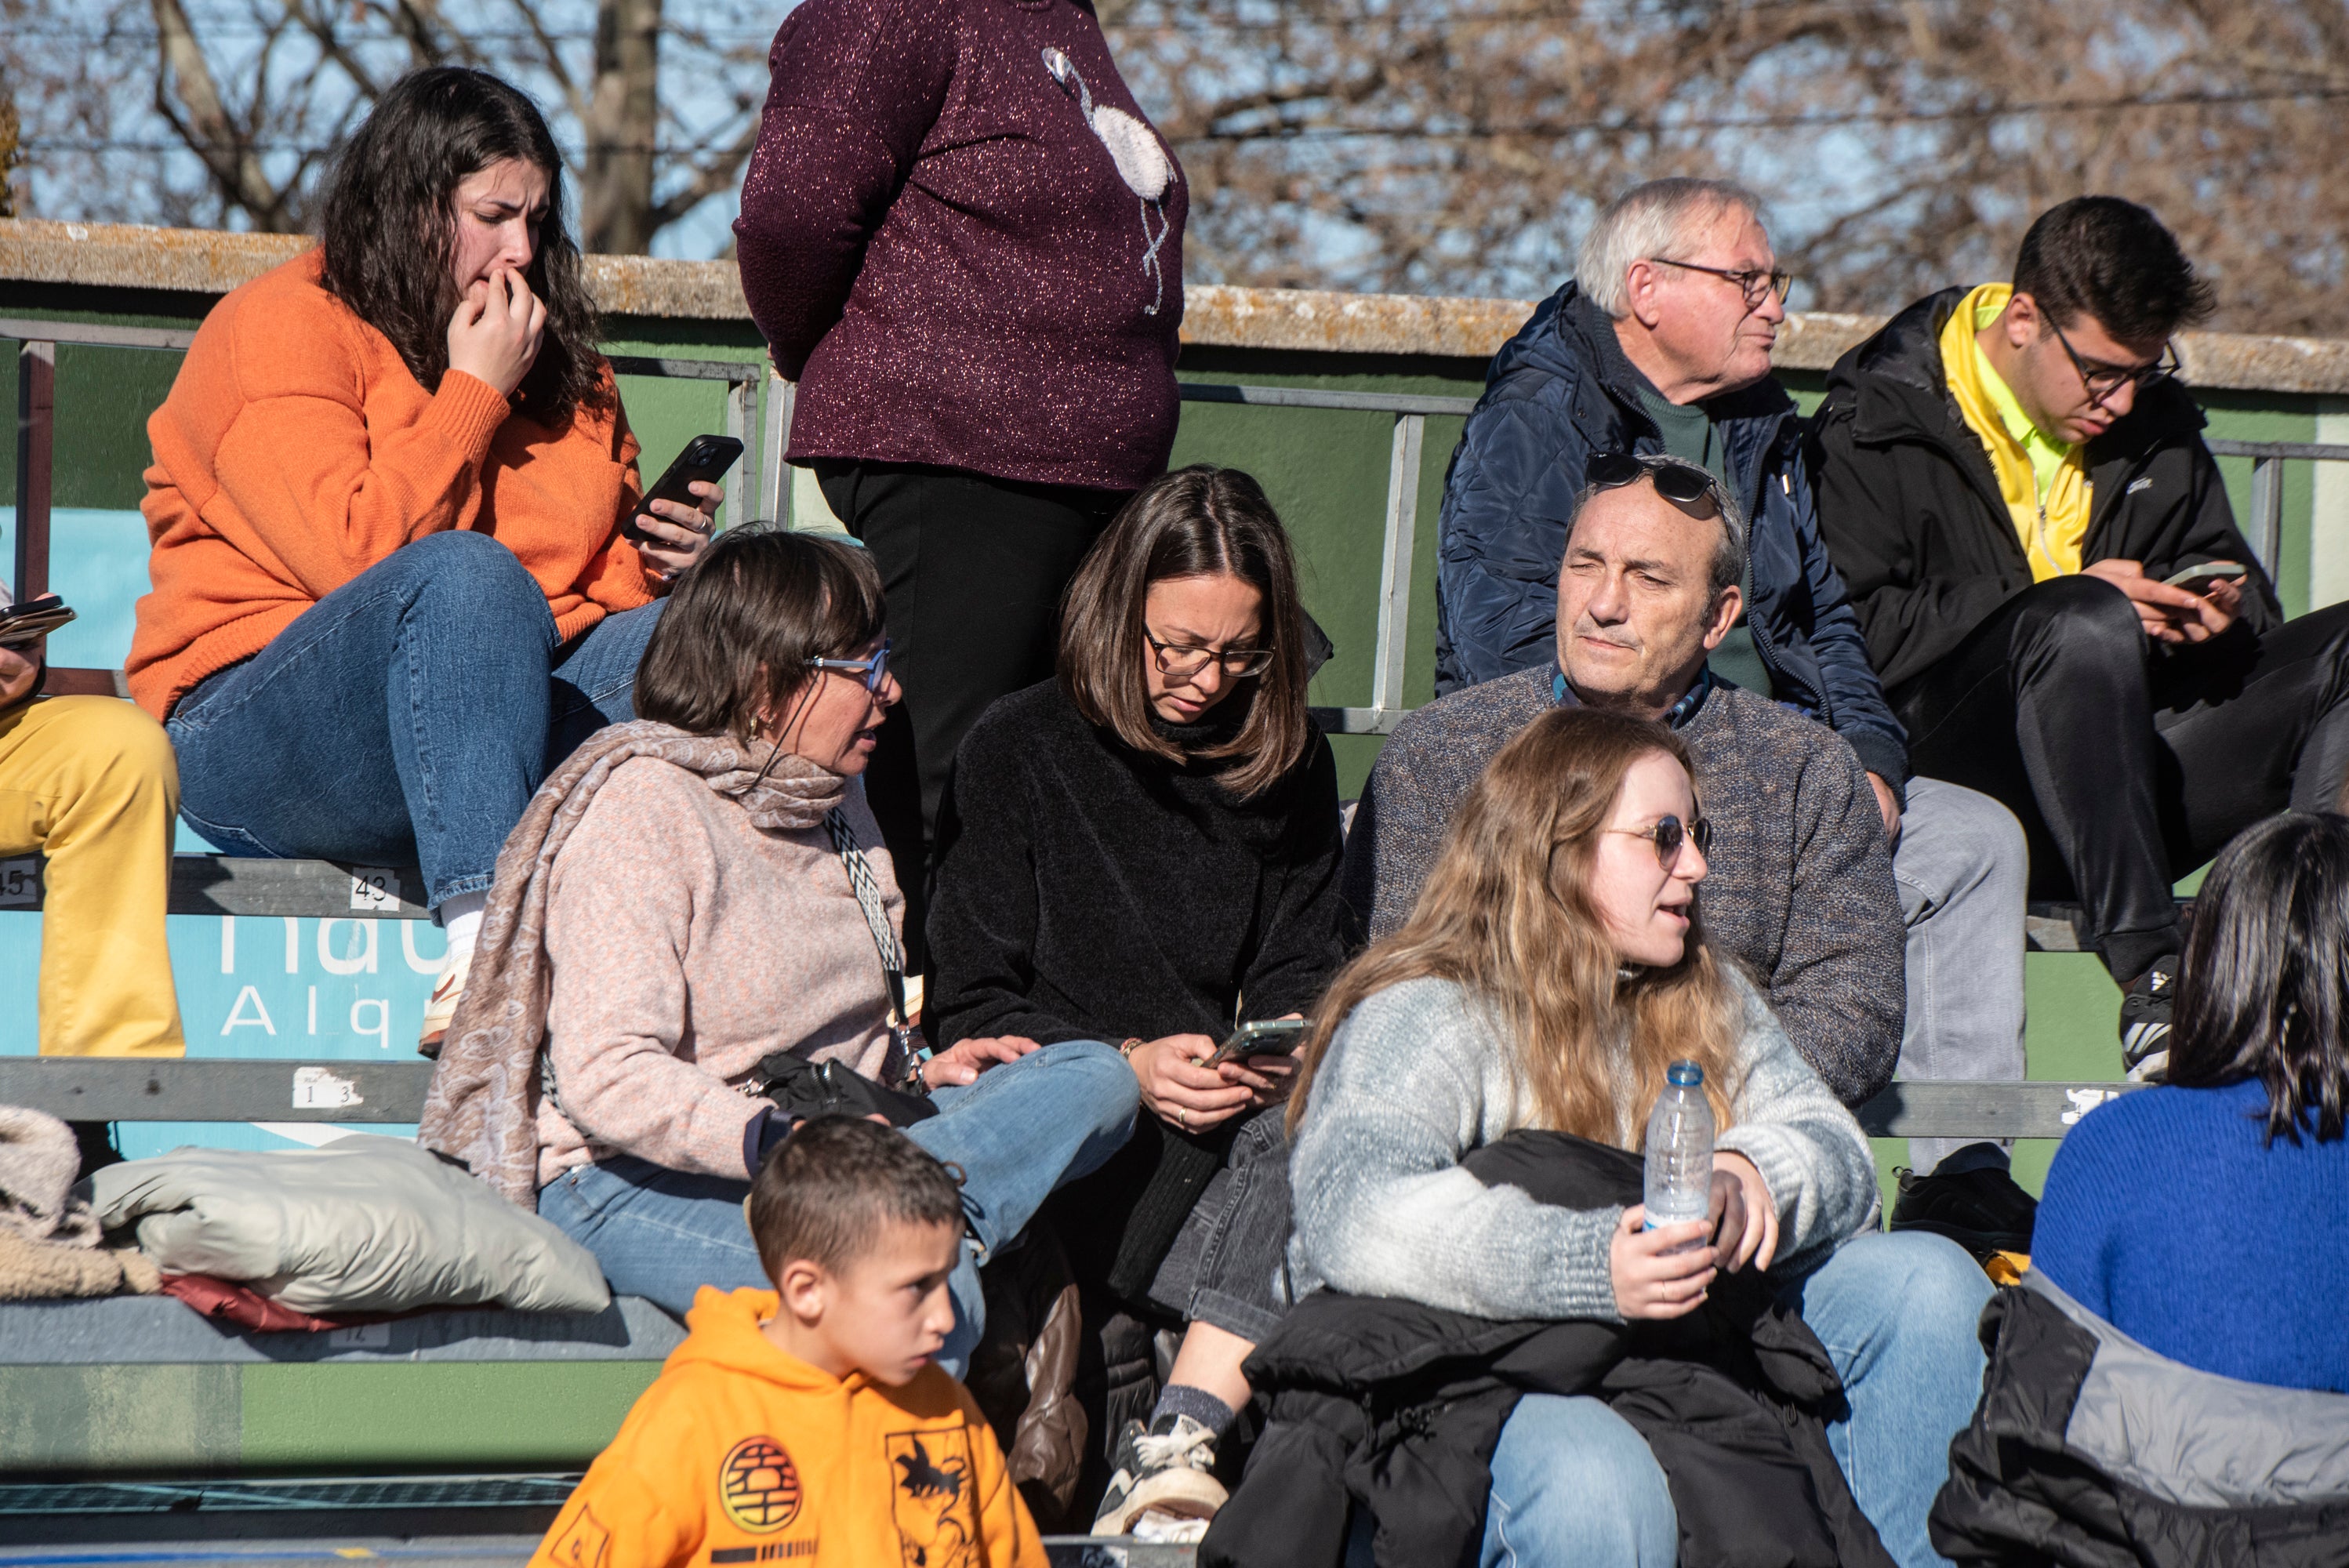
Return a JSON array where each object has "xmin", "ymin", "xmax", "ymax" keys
[{"xmin": 928, "ymin": 465, "xmax": 1352, "ymax": 1537}]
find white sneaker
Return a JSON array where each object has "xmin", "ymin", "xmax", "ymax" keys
[{"xmin": 1091, "ymin": 1414, "xmax": 1228, "ymax": 1537}]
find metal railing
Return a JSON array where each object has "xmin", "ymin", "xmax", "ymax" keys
[{"xmin": 12, "ymin": 314, "xmax": 2347, "ymax": 734}]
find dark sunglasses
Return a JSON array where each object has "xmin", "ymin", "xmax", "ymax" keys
[
  {"xmin": 1610, "ymin": 812, "xmax": 1712, "ymax": 866},
  {"xmin": 1585, "ymin": 452, "xmax": 1726, "ymax": 518}
]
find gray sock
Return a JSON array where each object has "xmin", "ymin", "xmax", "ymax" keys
[{"xmin": 1150, "ymin": 1383, "xmax": 1236, "ymax": 1441}]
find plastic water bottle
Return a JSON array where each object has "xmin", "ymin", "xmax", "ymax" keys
[{"xmin": 1643, "ymin": 1060, "xmax": 1714, "ymax": 1243}]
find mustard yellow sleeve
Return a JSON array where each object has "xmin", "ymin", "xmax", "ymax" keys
[{"xmin": 961, "ymin": 1398, "xmax": 1046, "ymax": 1568}]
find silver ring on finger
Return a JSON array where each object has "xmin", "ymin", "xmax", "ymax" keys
[{"xmin": 1176, "ymin": 1106, "xmax": 1189, "ymax": 1130}]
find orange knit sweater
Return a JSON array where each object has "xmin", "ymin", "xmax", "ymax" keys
[{"xmin": 129, "ymin": 249, "xmax": 655, "ymax": 718}]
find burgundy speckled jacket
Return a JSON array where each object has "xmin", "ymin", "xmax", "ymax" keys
[{"xmin": 734, "ymin": 0, "xmax": 1187, "ymax": 494}]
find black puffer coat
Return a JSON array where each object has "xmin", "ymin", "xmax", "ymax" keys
[
  {"xmin": 1932, "ymin": 1271, "xmax": 2349, "ymax": 1568},
  {"xmin": 1200, "ymin": 1132, "xmax": 1893, "ymax": 1568}
]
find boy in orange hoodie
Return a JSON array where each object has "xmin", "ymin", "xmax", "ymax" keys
[{"xmin": 532, "ymin": 1118, "xmax": 1045, "ymax": 1568}]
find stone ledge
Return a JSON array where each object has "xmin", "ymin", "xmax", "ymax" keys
[{"xmin": 5, "ymin": 217, "xmax": 2346, "ymax": 395}]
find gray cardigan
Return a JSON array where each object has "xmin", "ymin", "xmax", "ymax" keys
[
  {"xmin": 1339, "ymin": 667, "xmax": 1904, "ymax": 1105},
  {"xmin": 1287, "ymin": 971, "xmax": 1879, "ymax": 1323}
]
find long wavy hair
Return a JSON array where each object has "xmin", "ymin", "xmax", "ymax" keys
[
  {"xmin": 1056, "ymin": 466, "xmax": 1312, "ymax": 800},
  {"xmin": 2169, "ymin": 811, "xmax": 2349, "ymax": 1144},
  {"xmin": 318, "ymin": 67, "xmax": 607, "ymax": 426},
  {"xmin": 1290, "ymin": 706, "xmax": 1742, "ymax": 1145}
]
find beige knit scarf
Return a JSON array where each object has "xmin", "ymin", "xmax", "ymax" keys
[{"xmin": 418, "ymin": 720, "xmax": 847, "ymax": 1210}]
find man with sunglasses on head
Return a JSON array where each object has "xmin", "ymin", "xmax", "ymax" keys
[
  {"xmin": 1811, "ymin": 196, "xmax": 2349, "ymax": 1083},
  {"xmin": 1430, "ymin": 176, "xmax": 2033, "ymax": 1261},
  {"xmin": 1345, "ymin": 459, "xmax": 1998, "ymax": 1568},
  {"xmin": 0, "ymin": 583, "xmax": 187, "ymax": 1177}
]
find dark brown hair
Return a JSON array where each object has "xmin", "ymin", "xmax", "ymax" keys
[
  {"xmin": 318, "ymin": 67, "xmax": 608, "ymax": 426},
  {"xmin": 634, "ymin": 529, "xmax": 885, "ymax": 742},
  {"xmin": 2013, "ymin": 195, "xmax": 2216, "ymax": 344},
  {"xmin": 2168, "ymin": 811, "xmax": 2349, "ymax": 1145},
  {"xmin": 748, "ymin": 1116, "xmax": 964, "ymax": 1279},
  {"xmin": 1290, "ymin": 706, "xmax": 1741, "ymax": 1143},
  {"xmin": 1057, "ymin": 465, "xmax": 1312, "ymax": 800}
]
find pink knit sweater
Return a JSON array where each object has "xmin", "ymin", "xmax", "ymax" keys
[{"xmin": 536, "ymin": 756, "xmax": 902, "ymax": 1185}]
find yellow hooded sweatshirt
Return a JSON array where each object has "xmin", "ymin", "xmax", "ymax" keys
[{"xmin": 531, "ymin": 1287, "xmax": 1044, "ymax": 1568}]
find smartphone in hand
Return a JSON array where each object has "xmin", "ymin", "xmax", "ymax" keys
[
  {"xmin": 622, "ymin": 434, "xmax": 742, "ymax": 545},
  {"xmin": 1206, "ymin": 1018, "xmax": 1309, "ymax": 1069},
  {"xmin": 2162, "ymin": 561, "xmax": 2246, "ymax": 597}
]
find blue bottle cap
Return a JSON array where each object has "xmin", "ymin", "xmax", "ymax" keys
[{"xmin": 1666, "ymin": 1060, "xmax": 1703, "ymax": 1087}]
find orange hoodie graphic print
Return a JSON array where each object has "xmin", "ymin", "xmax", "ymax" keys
[{"xmin": 528, "ymin": 1287, "xmax": 1044, "ymax": 1568}]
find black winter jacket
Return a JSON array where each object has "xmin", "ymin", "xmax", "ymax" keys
[
  {"xmin": 1433, "ymin": 282, "xmax": 1911, "ymax": 790},
  {"xmin": 1933, "ymin": 1270, "xmax": 2349, "ymax": 1567},
  {"xmin": 1810, "ymin": 288, "xmax": 2283, "ymax": 695},
  {"xmin": 1200, "ymin": 1132, "xmax": 1893, "ymax": 1568}
]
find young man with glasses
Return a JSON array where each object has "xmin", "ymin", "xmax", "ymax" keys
[
  {"xmin": 1811, "ymin": 196, "xmax": 2349, "ymax": 1080},
  {"xmin": 0, "ymin": 585, "xmax": 187, "ymax": 1176},
  {"xmin": 1432, "ymin": 177, "xmax": 2035, "ymax": 1259}
]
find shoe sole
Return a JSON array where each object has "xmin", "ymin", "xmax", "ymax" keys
[{"xmin": 1095, "ymin": 1469, "xmax": 1229, "ymax": 1535}]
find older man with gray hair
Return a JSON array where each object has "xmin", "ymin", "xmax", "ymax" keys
[{"xmin": 1422, "ymin": 177, "xmax": 2035, "ymax": 1261}]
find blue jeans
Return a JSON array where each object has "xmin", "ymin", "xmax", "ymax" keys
[
  {"xmin": 1893, "ymin": 780, "xmax": 2030, "ymax": 1174},
  {"xmin": 536, "ymin": 1039, "xmax": 1141, "ymax": 1377},
  {"xmin": 166, "ymin": 530, "xmax": 664, "ymax": 910},
  {"xmin": 1476, "ymin": 1231, "xmax": 1992, "ymax": 1568}
]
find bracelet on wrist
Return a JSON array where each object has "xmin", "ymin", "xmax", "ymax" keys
[{"xmin": 1119, "ymin": 1037, "xmax": 1145, "ymax": 1059}]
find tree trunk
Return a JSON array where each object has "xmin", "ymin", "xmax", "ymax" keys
[{"xmin": 580, "ymin": 0, "xmax": 661, "ymax": 255}]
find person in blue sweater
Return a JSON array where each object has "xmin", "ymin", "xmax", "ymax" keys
[{"xmin": 2031, "ymin": 809, "xmax": 2349, "ymax": 1392}]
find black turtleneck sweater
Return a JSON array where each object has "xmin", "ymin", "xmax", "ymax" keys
[{"xmin": 927, "ymin": 677, "xmax": 1352, "ymax": 1296}]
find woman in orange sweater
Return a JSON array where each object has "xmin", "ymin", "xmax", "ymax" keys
[{"xmin": 132, "ymin": 68, "xmax": 716, "ymax": 1047}]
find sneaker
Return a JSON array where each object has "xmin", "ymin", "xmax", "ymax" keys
[
  {"xmin": 1091, "ymin": 1413, "xmax": 1228, "ymax": 1538},
  {"xmin": 418, "ymin": 945, "xmax": 474, "ymax": 1058},
  {"xmin": 1888, "ymin": 1163, "xmax": 2037, "ymax": 1265},
  {"xmin": 2119, "ymin": 955, "xmax": 2180, "ymax": 1082}
]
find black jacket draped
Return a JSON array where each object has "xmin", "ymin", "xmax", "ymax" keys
[{"xmin": 1200, "ymin": 1132, "xmax": 1893, "ymax": 1568}]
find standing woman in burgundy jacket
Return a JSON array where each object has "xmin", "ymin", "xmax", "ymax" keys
[{"xmin": 732, "ymin": 0, "xmax": 1185, "ymax": 965}]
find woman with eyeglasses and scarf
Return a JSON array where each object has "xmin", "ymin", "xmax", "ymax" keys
[
  {"xmin": 418, "ymin": 530, "xmax": 1139, "ymax": 1365},
  {"xmin": 926, "ymin": 466, "xmax": 1354, "ymax": 1539}
]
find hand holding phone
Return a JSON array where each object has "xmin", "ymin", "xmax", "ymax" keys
[
  {"xmin": 0, "ymin": 594, "xmax": 75, "ymax": 649},
  {"xmin": 623, "ymin": 434, "xmax": 742, "ymax": 546},
  {"xmin": 1207, "ymin": 1017, "xmax": 1309, "ymax": 1069}
]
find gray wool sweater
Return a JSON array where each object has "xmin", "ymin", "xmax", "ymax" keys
[
  {"xmin": 1339, "ymin": 667, "xmax": 1904, "ymax": 1105},
  {"xmin": 1287, "ymin": 972, "xmax": 1879, "ymax": 1323}
]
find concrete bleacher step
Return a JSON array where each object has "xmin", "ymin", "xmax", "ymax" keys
[
  {"xmin": 0, "ymin": 1476, "xmax": 1195, "ymax": 1563},
  {"xmin": 0, "ymin": 1056, "xmax": 2142, "ymax": 1138},
  {"xmin": 6, "ymin": 854, "xmax": 2183, "ymax": 948}
]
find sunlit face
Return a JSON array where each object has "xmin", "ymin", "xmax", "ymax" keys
[
  {"xmin": 764, "ymin": 635, "xmax": 899, "ymax": 776},
  {"xmin": 448, "ymin": 158, "xmax": 550, "ymax": 295},
  {"xmin": 767, "ymin": 1218, "xmax": 960, "ymax": 1388},
  {"xmin": 2000, "ymin": 296, "xmax": 2168, "ymax": 447},
  {"xmin": 1585, "ymin": 750, "xmax": 1708, "ymax": 968},
  {"xmin": 1556, "ymin": 481, "xmax": 1738, "ymax": 718},
  {"xmin": 1644, "ymin": 204, "xmax": 1784, "ymax": 395},
  {"xmin": 1141, "ymin": 572, "xmax": 1266, "ymax": 724}
]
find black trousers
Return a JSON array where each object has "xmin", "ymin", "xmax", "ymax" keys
[
  {"xmin": 1893, "ymin": 576, "xmax": 2349, "ymax": 981},
  {"xmin": 815, "ymin": 461, "xmax": 1127, "ymax": 972}
]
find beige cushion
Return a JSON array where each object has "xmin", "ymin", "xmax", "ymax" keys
[{"xmin": 89, "ymin": 1138, "xmax": 609, "ymax": 1315}]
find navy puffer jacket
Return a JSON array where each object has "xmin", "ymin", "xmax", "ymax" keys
[{"xmin": 1434, "ymin": 282, "xmax": 1909, "ymax": 791}]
